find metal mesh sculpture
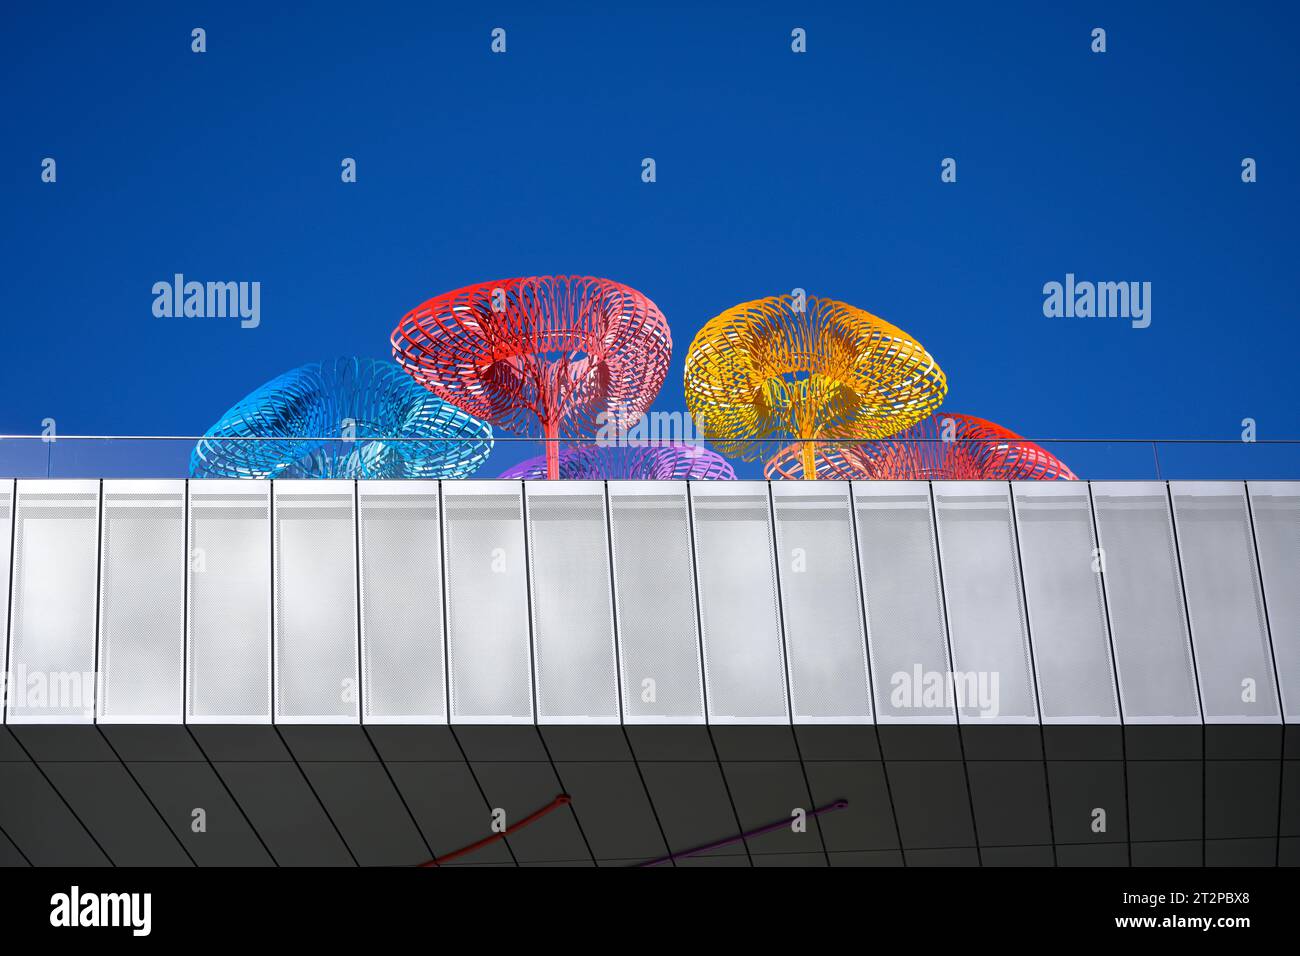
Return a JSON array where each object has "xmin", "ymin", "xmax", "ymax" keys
[
  {"xmin": 684, "ymin": 294, "xmax": 947, "ymax": 479},
  {"xmin": 498, "ymin": 443, "xmax": 736, "ymax": 480},
  {"xmin": 765, "ymin": 413, "xmax": 1077, "ymax": 480},
  {"xmin": 392, "ymin": 276, "xmax": 671, "ymax": 480},
  {"xmin": 191, "ymin": 357, "xmax": 494, "ymax": 479}
]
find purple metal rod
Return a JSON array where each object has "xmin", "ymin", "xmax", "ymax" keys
[{"xmin": 637, "ymin": 799, "xmax": 849, "ymax": 867}]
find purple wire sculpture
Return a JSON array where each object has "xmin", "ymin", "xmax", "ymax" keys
[{"xmin": 498, "ymin": 443, "xmax": 735, "ymax": 480}]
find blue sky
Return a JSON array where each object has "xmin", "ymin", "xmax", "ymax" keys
[{"xmin": 2, "ymin": 1, "xmax": 1297, "ymax": 479}]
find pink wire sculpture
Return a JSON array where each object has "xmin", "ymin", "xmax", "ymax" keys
[
  {"xmin": 765, "ymin": 413, "xmax": 1078, "ymax": 480},
  {"xmin": 498, "ymin": 443, "xmax": 736, "ymax": 481},
  {"xmin": 392, "ymin": 276, "xmax": 671, "ymax": 479}
]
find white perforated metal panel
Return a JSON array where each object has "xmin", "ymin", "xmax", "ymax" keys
[
  {"xmin": 607, "ymin": 482, "xmax": 705, "ymax": 724},
  {"xmin": 853, "ymin": 482, "xmax": 954, "ymax": 723},
  {"xmin": 525, "ymin": 482, "xmax": 619, "ymax": 723},
  {"xmin": 689, "ymin": 481, "xmax": 788, "ymax": 724},
  {"xmin": 771, "ymin": 482, "xmax": 872, "ymax": 723},
  {"xmin": 1012, "ymin": 482, "xmax": 1118, "ymax": 724},
  {"xmin": 97, "ymin": 480, "xmax": 185, "ymax": 723},
  {"xmin": 1248, "ymin": 482, "xmax": 1299, "ymax": 721},
  {"xmin": 442, "ymin": 481, "xmax": 532, "ymax": 723},
  {"xmin": 187, "ymin": 481, "xmax": 272, "ymax": 723},
  {"xmin": 358, "ymin": 481, "xmax": 445, "ymax": 724},
  {"xmin": 0, "ymin": 480, "xmax": 12, "ymax": 693},
  {"xmin": 273, "ymin": 481, "xmax": 359, "ymax": 723},
  {"xmin": 1091, "ymin": 482, "xmax": 1200, "ymax": 723},
  {"xmin": 7, "ymin": 481, "xmax": 100, "ymax": 723},
  {"xmin": 932, "ymin": 482, "xmax": 1037, "ymax": 724},
  {"xmin": 1170, "ymin": 482, "xmax": 1279, "ymax": 723}
]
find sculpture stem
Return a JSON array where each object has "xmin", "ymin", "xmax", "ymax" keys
[
  {"xmin": 801, "ymin": 440, "xmax": 818, "ymax": 480},
  {"xmin": 544, "ymin": 419, "xmax": 560, "ymax": 480}
]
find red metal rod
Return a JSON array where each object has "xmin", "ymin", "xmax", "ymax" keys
[{"xmin": 418, "ymin": 794, "xmax": 573, "ymax": 867}]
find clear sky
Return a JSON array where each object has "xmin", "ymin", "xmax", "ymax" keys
[{"xmin": 2, "ymin": 1, "xmax": 1297, "ymax": 479}]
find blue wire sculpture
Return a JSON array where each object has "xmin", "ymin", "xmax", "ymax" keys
[{"xmin": 191, "ymin": 357, "xmax": 494, "ymax": 479}]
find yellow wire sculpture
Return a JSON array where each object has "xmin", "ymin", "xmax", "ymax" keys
[{"xmin": 684, "ymin": 294, "xmax": 947, "ymax": 479}]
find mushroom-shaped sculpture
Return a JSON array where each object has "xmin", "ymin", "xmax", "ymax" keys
[
  {"xmin": 190, "ymin": 356, "xmax": 494, "ymax": 479},
  {"xmin": 765, "ymin": 413, "xmax": 1077, "ymax": 480},
  {"xmin": 684, "ymin": 294, "xmax": 947, "ymax": 479},
  {"xmin": 392, "ymin": 276, "xmax": 671, "ymax": 480},
  {"xmin": 498, "ymin": 443, "xmax": 735, "ymax": 480}
]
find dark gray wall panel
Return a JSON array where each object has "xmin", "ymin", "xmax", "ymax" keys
[
  {"xmin": 718, "ymin": 759, "xmax": 823, "ymax": 860},
  {"xmin": 296, "ymin": 760, "xmax": 428, "ymax": 866},
  {"xmin": 1091, "ymin": 483, "xmax": 1201, "ymax": 723},
  {"xmin": 932, "ymin": 482, "xmax": 1036, "ymax": 723},
  {"xmin": 689, "ymin": 482, "xmax": 788, "ymax": 723},
  {"xmin": 442, "ymin": 482, "xmax": 532, "ymax": 723},
  {"xmin": 802, "ymin": 760, "xmax": 898, "ymax": 852},
  {"xmin": 385, "ymin": 760, "xmax": 514, "ymax": 866},
  {"xmin": 635, "ymin": 759, "xmax": 746, "ymax": 863},
  {"xmin": 0, "ymin": 762, "xmax": 109, "ymax": 865},
  {"xmin": 1171, "ymin": 482, "xmax": 1279, "ymax": 722},
  {"xmin": 884, "ymin": 760, "xmax": 977, "ymax": 850},
  {"xmin": 1045, "ymin": 761, "xmax": 1128, "ymax": 847},
  {"xmin": 1248, "ymin": 482, "xmax": 1299, "ymax": 722},
  {"xmin": 607, "ymin": 483, "xmax": 704, "ymax": 724},
  {"xmin": 1012, "ymin": 483, "xmax": 1118, "ymax": 723},
  {"xmin": 770, "ymin": 482, "xmax": 871, "ymax": 723},
  {"xmin": 98, "ymin": 480, "xmax": 185, "ymax": 723},
  {"xmin": 525, "ymin": 483, "xmax": 619, "ymax": 723},
  {"xmin": 0, "ymin": 827, "xmax": 26, "ymax": 866},
  {"xmin": 852, "ymin": 483, "xmax": 954, "ymax": 723},
  {"xmin": 466, "ymin": 757, "xmax": 591, "ymax": 865},
  {"xmin": 357, "ymin": 482, "xmax": 445, "ymax": 724},
  {"xmin": 126, "ymin": 760, "xmax": 274, "ymax": 866},
  {"xmin": 41, "ymin": 761, "xmax": 191, "ymax": 865},
  {"xmin": 551, "ymin": 761, "xmax": 667, "ymax": 862},
  {"xmin": 210, "ymin": 760, "xmax": 354, "ymax": 866}
]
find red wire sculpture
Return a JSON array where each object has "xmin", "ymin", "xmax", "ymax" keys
[
  {"xmin": 765, "ymin": 413, "xmax": 1078, "ymax": 480},
  {"xmin": 392, "ymin": 276, "xmax": 671, "ymax": 480}
]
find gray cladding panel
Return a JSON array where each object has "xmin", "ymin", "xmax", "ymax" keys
[
  {"xmin": 442, "ymin": 482, "xmax": 532, "ymax": 723},
  {"xmin": 98, "ymin": 481, "xmax": 186, "ymax": 723},
  {"xmin": 607, "ymin": 483, "xmax": 704, "ymax": 723},
  {"xmin": 771, "ymin": 482, "xmax": 872, "ymax": 722},
  {"xmin": 852, "ymin": 483, "xmax": 953, "ymax": 723},
  {"xmin": 932, "ymin": 483, "xmax": 1037, "ymax": 723},
  {"xmin": 1012, "ymin": 483, "xmax": 1118, "ymax": 723},
  {"xmin": 357, "ymin": 483, "xmax": 445, "ymax": 723},
  {"xmin": 1248, "ymin": 482, "xmax": 1299, "ymax": 720},
  {"xmin": 1170, "ymin": 482, "xmax": 1278, "ymax": 722},
  {"xmin": 1091, "ymin": 483, "xmax": 1201, "ymax": 723},
  {"xmin": 689, "ymin": 482, "xmax": 788, "ymax": 723}
]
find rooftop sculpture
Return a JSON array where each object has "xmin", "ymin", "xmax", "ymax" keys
[
  {"xmin": 684, "ymin": 293, "xmax": 946, "ymax": 479},
  {"xmin": 190, "ymin": 356, "xmax": 493, "ymax": 479},
  {"xmin": 393, "ymin": 276, "xmax": 671, "ymax": 480}
]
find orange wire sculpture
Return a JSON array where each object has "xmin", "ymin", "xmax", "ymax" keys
[
  {"xmin": 393, "ymin": 276, "xmax": 671, "ymax": 480},
  {"xmin": 764, "ymin": 413, "xmax": 1078, "ymax": 480},
  {"xmin": 684, "ymin": 294, "xmax": 947, "ymax": 479}
]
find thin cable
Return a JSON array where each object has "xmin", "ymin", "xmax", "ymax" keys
[
  {"xmin": 417, "ymin": 794, "xmax": 572, "ymax": 867},
  {"xmin": 636, "ymin": 799, "xmax": 849, "ymax": 868}
]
